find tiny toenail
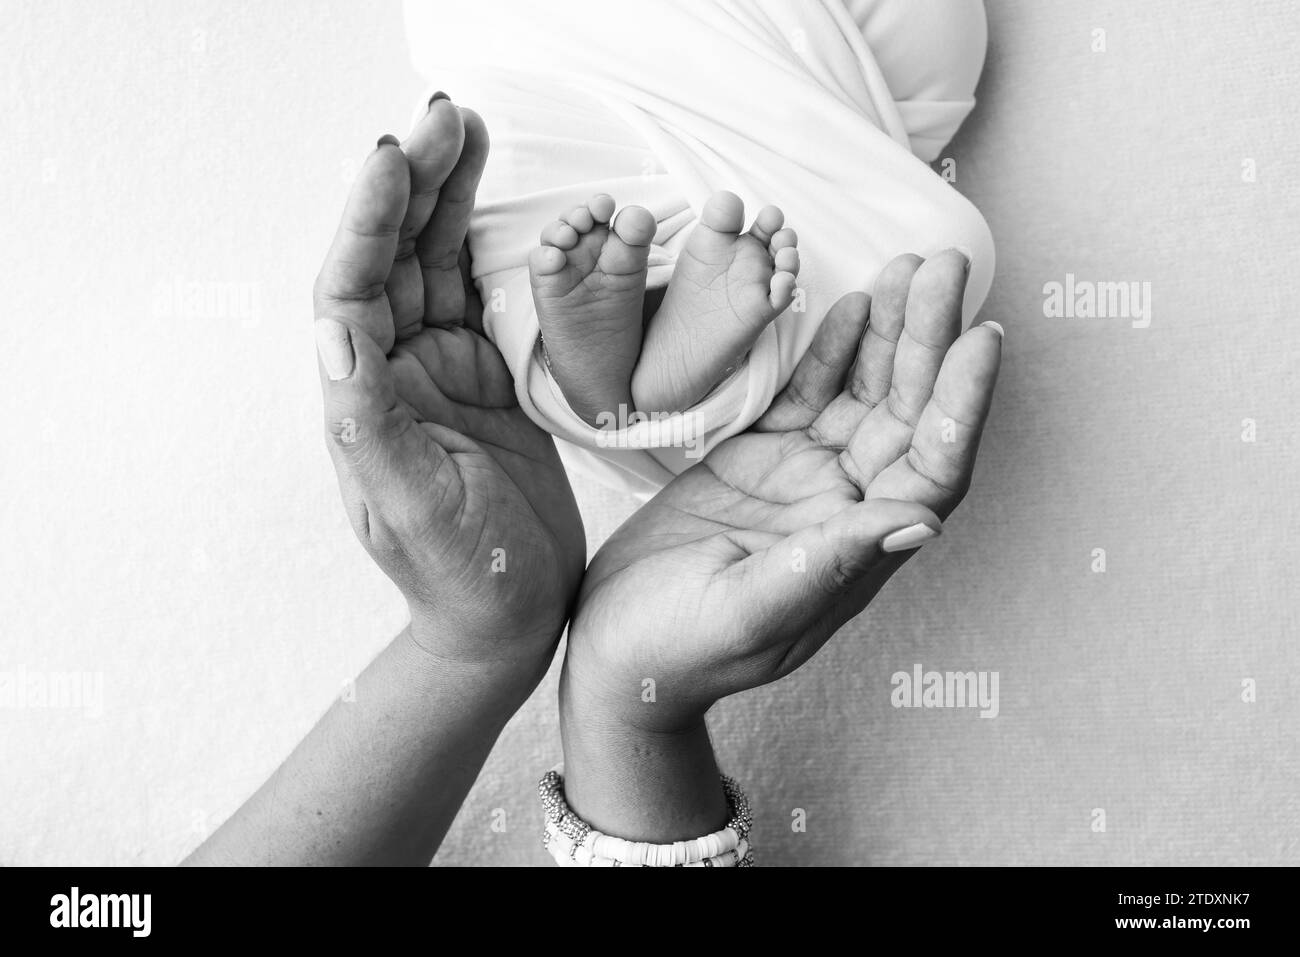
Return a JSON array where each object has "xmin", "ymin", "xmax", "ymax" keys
[
  {"xmin": 428, "ymin": 91, "xmax": 450, "ymax": 107},
  {"xmin": 377, "ymin": 134, "xmax": 401, "ymax": 149}
]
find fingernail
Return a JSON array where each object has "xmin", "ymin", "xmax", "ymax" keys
[
  {"xmin": 982, "ymin": 321, "xmax": 1005, "ymax": 338},
  {"xmin": 314, "ymin": 319, "xmax": 355, "ymax": 380},
  {"xmin": 881, "ymin": 522, "xmax": 941, "ymax": 553},
  {"xmin": 376, "ymin": 133, "xmax": 400, "ymax": 149},
  {"xmin": 427, "ymin": 91, "xmax": 450, "ymax": 107}
]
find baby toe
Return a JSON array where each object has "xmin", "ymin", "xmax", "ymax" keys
[
  {"xmin": 769, "ymin": 271, "xmax": 797, "ymax": 310},
  {"xmin": 541, "ymin": 220, "xmax": 580, "ymax": 249},
  {"xmin": 529, "ymin": 245, "xmax": 569, "ymax": 276},
  {"xmin": 587, "ymin": 193, "xmax": 616, "ymax": 224},
  {"xmin": 770, "ymin": 227, "xmax": 798, "ymax": 252},
  {"xmin": 749, "ymin": 204, "xmax": 785, "ymax": 244},
  {"xmin": 611, "ymin": 205, "xmax": 657, "ymax": 246},
  {"xmin": 563, "ymin": 205, "xmax": 595, "ymax": 233},
  {"xmin": 699, "ymin": 190, "xmax": 745, "ymax": 233},
  {"xmin": 774, "ymin": 246, "xmax": 800, "ymax": 276}
]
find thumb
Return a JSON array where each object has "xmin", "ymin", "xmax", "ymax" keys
[
  {"xmin": 314, "ymin": 318, "xmax": 448, "ymax": 534},
  {"xmin": 315, "ymin": 318, "xmax": 403, "ymax": 454},
  {"xmin": 738, "ymin": 499, "xmax": 943, "ymax": 637}
]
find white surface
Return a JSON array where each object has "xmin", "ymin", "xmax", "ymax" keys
[{"xmin": 1, "ymin": 0, "xmax": 1297, "ymax": 865}]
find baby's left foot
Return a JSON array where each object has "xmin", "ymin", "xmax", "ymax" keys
[{"xmin": 632, "ymin": 191, "xmax": 799, "ymax": 413}]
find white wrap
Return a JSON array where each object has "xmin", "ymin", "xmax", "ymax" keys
[{"xmin": 404, "ymin": 0, "xmax": 994, "ymax": 498}]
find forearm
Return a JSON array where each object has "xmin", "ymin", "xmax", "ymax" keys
[
  {"xmin": 557, "ymin": 667, "xmax": 728, "ymax": 844},
  {"xmin": 185, "ymin": 622, "xmax": 546, "ymax": 866}
]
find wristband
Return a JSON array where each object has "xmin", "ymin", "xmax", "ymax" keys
[{"xmin": 537, "ymin": 766, "xmax": 754, "ymax": 867}]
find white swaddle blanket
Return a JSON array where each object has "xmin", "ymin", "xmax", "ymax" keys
[{"xmin": 404, "ymin": 0, "xmax": 994, "ymax": 498}]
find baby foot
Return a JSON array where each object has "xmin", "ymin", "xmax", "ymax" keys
[
  {"xmin": 632, "ymin": 190, "xmax": 799, "ymax": 414},
  {"xmin": 529, "ymin": 193, "xmax": 658, "ymax": 427}
]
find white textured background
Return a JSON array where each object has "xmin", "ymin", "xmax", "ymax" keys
[{"xmin": 2, "ymin": 0, "xmax": 1297, "ymax": 866}]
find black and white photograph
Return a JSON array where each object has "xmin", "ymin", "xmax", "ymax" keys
[{"xmin": 1, "ymin": 0, "xmax": 1294, "ymax": 915}]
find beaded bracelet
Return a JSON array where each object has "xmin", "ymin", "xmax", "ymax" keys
[
  {"xmin": 544, "ymin": 821, "xmax": 752, "ymax": 867},
  {"xmin": 537, "ymin": 767, "xmax": 755, "ymax": 867}
]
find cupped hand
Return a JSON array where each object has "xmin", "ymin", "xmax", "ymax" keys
[
  {"xmin": 562, "ymin": 251, "xmax": 1002, "ymax": 731},
  {"xmin": 313, "ymin": 100, "xmax": 584, "ymax": 680}
]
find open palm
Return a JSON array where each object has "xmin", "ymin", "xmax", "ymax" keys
[
  {"xmin": 565, "ymin": 252, "xmax": 1003, "ymax": 729},
  {"xmin": 314, "ymin": 100, "xmax": 583, "ymax": 662}
]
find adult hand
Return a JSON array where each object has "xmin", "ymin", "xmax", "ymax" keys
[
  {"xmin": 190, "ymin": 101, "xmax": 589, "ymax": 866},
  {"xmin": 557, "ymin": 251, "xmax": 1002, "ymax": 841},
  {"xmin": 313, "ymin": 98, "xmax": 585, "ymax": 694},
  {"xmin": 563, "ymin": 251, "xmax": 1002, "ymax": 735}
]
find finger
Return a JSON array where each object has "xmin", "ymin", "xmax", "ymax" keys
[
  {"xmin": 397, "ymin": 97, "xmax": 466, "ymax": 256},
  {"xmin": 850, "ymin": 253, "xmax": 920, "ymax": 408},
  {"xmin": 386, "ymin": 98, "xmax": 467, "ymax": 341},
  {"xmin": 458, "ymin": 244, "xmax": 485, "ymax": 334},
  {"xmin": 865, "ymin": 322, "xmax": 1003, "ymax": 516},
  {"xmin": 754, "ymin": 291, "xmax": 870, "ymax": 433},
  {"xmin": 800, "ymin": 255, "xmax": 924, "ymax": 450},
  {"xmin": 882, "ymin": 249, "xmax": 968, "ymax": 426},
  {"xmin": 313, "ymin": 139, "xmax": 410, "ymax": 353},
  {"xmin": 419, "ymin": 107, "xmax": 490, "ymax": 327},
  {"xmin": 839, "ymin": 249, "xmax": 969, "ymax": 488},
  {"xmin": 731, "ymin": 498, "xmax": 942, "ymax": 662}
]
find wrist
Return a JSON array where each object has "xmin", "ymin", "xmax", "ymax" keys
[
  {"xmin": 559, "ymin": 629, "xmax": 712, "ymax": 737},
  {"xmin": 557, "ymin": 656, "xmax": 728, "ymax": 842},
  {"xmin": 403, "ymin": 608, "xmax": 558, "ymax": 717}
]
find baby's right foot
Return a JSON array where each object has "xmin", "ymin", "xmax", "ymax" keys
[{"xmin": 529, "ymin": 193, "xmax": 658, "ymax": 426}]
